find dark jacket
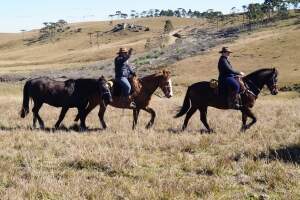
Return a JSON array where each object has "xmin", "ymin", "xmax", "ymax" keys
[
  {"xmin": 218, "ymin": 56, "xmax": 240, "ymax": 80},
  {"xmin": 114, "ymin": 54, "xmax": 134, "ymax": 79}
]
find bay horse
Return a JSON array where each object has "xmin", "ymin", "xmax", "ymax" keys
[
  {"xmin": 74, "ymin": 70, "xmax": 173, "ymax": 130},
  {"xmin": 175, "ymin": 68, "xmax": 279, "ymax": 132},
  {"xmin": 20, "ymin": 77, "xmax": 112, "ymax": 129}
]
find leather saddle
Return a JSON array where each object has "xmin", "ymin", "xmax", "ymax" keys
[
  {"xmin": 210, "ymin": 76, "xmax": 246, "ymax": 95},
  {"xmin": 107, "ymin": 79, "xmax": 134, "ymax": 97},
  {"xmin": 210, "ymin": 77, "xmax": 256, "ymax": 107}
]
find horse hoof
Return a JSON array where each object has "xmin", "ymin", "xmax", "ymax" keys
[
  {"xmin": 240, "ymin": 126, "xmax": 248, "ymax": 132},
  {"xmin": 79, "ymin": 127, "xmax": 87, "ymax": 132},
  {"xmin": 146, "ymin": 124, "xmax": 152, "ymax": 129}
]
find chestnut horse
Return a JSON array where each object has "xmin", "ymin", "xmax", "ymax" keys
[
  {"xmin": 75, "ymin": 70, "xmax": 173, "ymax": 129},
  {"xmin": 175, "ymin": 68, "xmax": 278, "ymax": 132}
]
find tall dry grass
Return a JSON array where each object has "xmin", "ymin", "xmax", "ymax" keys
[{"xmin": 0, "ymin": 85, "xmax": 299, "ymax": 199}]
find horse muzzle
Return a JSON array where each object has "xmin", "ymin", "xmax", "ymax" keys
[{"xmin": 166, "ymin": 93, "xmax": 173, "ymax": 98}]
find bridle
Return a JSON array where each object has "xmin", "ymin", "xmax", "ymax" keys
[
  {"xmin": 159, "ymin": 78, "xmax": 173, "ymax": 98},
  {"xmin": 243, "ymin": 70, "xmax": 278, "ymax": 97},
  {"xmin": 266, "ymin": 72, "xmax": 278, "ymax": 95}
]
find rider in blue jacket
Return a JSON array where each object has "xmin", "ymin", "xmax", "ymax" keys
[
  {"xmin": 114, "ymin": 47, "xmax": 136, "ymax": 108},
  {"xmin": 218, "ymin": 47, "xmax": 245, "ymax": 110}
]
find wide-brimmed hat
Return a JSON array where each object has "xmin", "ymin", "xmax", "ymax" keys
[
  {"xmin": 219, "ymin": 47, "xmax": 233, "ymax": 53},
  {"xmin": 117, "ymin": 47, "xmax": 128, "ymax": 54}
]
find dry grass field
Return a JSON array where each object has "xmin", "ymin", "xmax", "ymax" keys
[
  {"xmin": 0, "ymin": 16, "xmax": 299, "ymax": 199},
  {"xmin": 0, "ymin": 84, "xmax": 299, "ymax": 199}
]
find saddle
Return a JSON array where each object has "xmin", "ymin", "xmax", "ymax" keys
[
  {"xmin": 209, "ymin": 77, "xmax": 256, "ymax": 107},
  {"xmin": 209, "ymin": 76, "xmax": 246, "ymax": 94},
  {"xmin": 108, "ymin": 76, "xmax": 141, "ymax": 97}
]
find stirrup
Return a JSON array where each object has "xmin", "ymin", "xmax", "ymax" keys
[{"xmin": 129, "ymin": 101, "xmax": 136, "ymax": 109}]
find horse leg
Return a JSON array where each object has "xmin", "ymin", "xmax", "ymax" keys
[
  {"xmin": 98, "ymin": 105, "xmax": 107, "ymax": 129},
  {"xmin": 74, "ymin": 98, "xmax": 97, "ymax": 122},
  {"xmin": 242, "ymin": 107, "xmax": 257, "ymax": 131},
  {"xmin": 142, "ymin": 107, "xmax": 156, "ymax": 129},
  {"xmin": 182, "ymin": 106, "xmax": 197, "ymax": 131},
  {"xmin": 199, "ymin": 107, "xmax": 212, "ymax": 133},
  {"xmin": 55, "ymin": 107, "xmax": 69, "ymax": 129},
  {"xmin": 32, "ymin": 102, "xmax": 44, "ymax": 129},
  {"xmin": 240, "ymin": 109, "xmax": 248, "ymax": 132},
  {"xmin": 78, "ymin": 107, "xmax": 87, "ymax": 130},
  {"xmin": 132, "ymin": 109, "xmax": 140, "ymax": 130}
]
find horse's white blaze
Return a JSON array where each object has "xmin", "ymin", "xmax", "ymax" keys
[{"xmin": 168, "ymin": 79, "xmax": 173, "ymax": 97}]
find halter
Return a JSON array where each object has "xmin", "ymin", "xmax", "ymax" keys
[
  {"xmin": 159, "ymin": 78, "xmax": 173, "ymax": 98},
  {"xmin": 244, "ymin": 70, "xmax": 277, "ymax": 97}
]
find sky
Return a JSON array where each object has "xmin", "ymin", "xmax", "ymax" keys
[{"xmin": 0, "ymin": 0, "xmax": 264, "ymax": 33}]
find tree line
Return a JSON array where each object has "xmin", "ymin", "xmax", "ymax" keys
[{"xmin": 108, "ymin": 0, "xmax": 299, "ymax": 23}]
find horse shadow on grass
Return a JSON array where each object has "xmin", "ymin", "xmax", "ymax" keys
[
  {"xmin": 0, "ymin": 124, "xmax": 105, "ymax": 133},
  {"xmin": 257, "ymin": 144, "xmax": 300, "ymax": 165},
  {"xmin": 166, "ymin": 127, "xmax": 212, "ymax": 134}
]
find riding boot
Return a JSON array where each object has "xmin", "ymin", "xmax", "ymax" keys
[
  {"xmin": 115, "ymin": 96, "xmax": 136, "ymax": 109},
  {"xmin": 128, "ymin": 95, "xmax": 137, "ymax": 109},
  {"xmin": 227, "ymin": 92, "xmax": 242, "ymax": 110}
]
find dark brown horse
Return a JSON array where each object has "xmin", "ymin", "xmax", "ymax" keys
[
  {"xmin": 74, "ymin": 70, "xmax": 173, "ymax": 130},
  {"xmin": 20, "ymin": 77, "xmax": 112, "ymax": 129},
  {"xmin": 175, "ymin": 68, "xmax": 279, "ymax": 132}
]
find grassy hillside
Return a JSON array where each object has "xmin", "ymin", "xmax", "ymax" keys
[
  {"xmin": 172, "ymin": 18, "xmax": 300, "ymax": 86},
  {"xmin": 0, "ymin": 16, "xmax": 299, "ymax": 199},
  {"xmin": 0, "ymin": 17, "xmax": 201, "ymax": 74}
]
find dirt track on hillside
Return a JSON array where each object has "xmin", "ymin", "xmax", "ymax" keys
[{"xmin": 0, "ymin": 26, "xmax": 242, "ymax": 82}]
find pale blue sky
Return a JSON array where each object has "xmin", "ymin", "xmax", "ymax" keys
[{"xmin": 0, "ymin": 0, "xmax": 263, "ymax": 33}]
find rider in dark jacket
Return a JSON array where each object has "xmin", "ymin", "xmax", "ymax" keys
[
  {"xmin": 218, "ymin": 47, "xmax": 245, "ymax": 110},
  {"xmin": 114, "ymin": 47, "xmax": 136, "ymax": 108}
]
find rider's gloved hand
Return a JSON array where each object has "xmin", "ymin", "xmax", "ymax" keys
[{"xmin": 240, "ymin": 72, "xmax": 245, "ymax": 76}]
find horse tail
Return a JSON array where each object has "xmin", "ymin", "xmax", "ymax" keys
[
  {"xmin": 174, "ymin": 86, "xmax": 191, "ymax": 118},
  {"xmin": 20, "ymin": 81, "xmax": 31, "ymax": 118}
]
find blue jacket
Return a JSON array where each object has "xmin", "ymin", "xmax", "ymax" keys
[
  {"xmin": 115, "ymin": 54, "xmax": 134, "ymax": 79},
  {"xmin": 218, "ymin": 56, "xmax": 240, "ymax": 80}
]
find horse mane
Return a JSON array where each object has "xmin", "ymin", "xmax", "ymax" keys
[
  {"xmin": 244, "ymin": 68, "xmax": 275, "ymax": 79},
  {"xmin": 139, "ymin": 71, "xmax": 165, "ymax": 83}
]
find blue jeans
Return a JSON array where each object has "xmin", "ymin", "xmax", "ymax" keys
[
  {"xmin": 219, "ymin": 76, "xmax": 240, "ymax": 96},
  {"xmin": 224, "ymin": 76, "xmax": 240, "ymax": 93},
  {"xmin": 116, "ymin": 77, "xmax": 131, "ymax": 96}
]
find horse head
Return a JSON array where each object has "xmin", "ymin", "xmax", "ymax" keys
[
  {"xmin": 265, "ymin": 68, "xmax": 279, "ymax": 95},
  {"xmin": 159, "ymin": 69, "xmax": 173, "ymax": 98},
  {"xmin": 98, "ymin": 76, "xmax": 113, "ymax": 105},
  {"xmin": 244, "ymin": 68, "xmax": 279, "ymax": 96}
]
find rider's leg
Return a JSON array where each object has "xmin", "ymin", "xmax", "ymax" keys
[
  {"xmin": 226, "ymin": 76, "xmax": 242, "ymax": 110},
  {"xmin": 118, "ymin": 77, "xmax": 136, "ymax": 108}
]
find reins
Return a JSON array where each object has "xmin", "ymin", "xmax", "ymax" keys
[{"xmin": 243, "ymin": 78, "xmax": 261, "ymax": 96}]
